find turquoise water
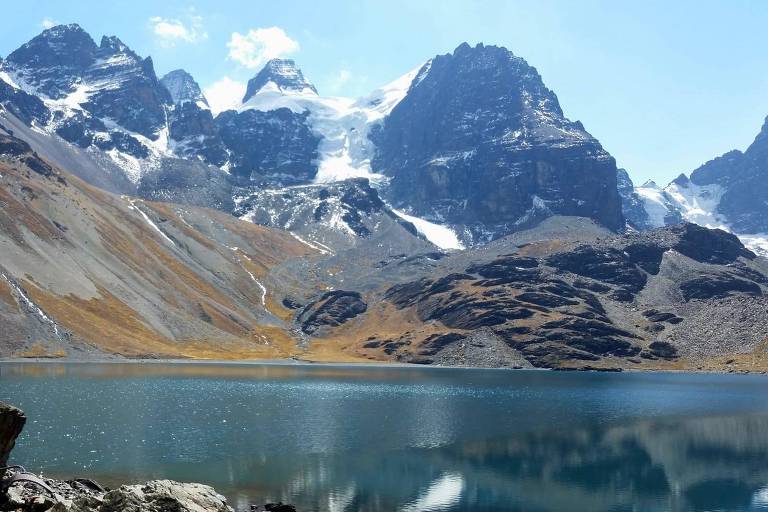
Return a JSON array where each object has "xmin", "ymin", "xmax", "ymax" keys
[{"xmin": 2, "ymin": 362, "xmax": 768, "ymax": 511}]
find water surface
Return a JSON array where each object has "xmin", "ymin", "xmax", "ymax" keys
[{"xmin": 2, "ymin": 362, "xmax": 768, "ymax": 511}]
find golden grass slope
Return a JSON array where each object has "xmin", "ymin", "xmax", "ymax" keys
[{"xmin": 0, "ymin": 144, "xmax": 316, "ymax": 359}]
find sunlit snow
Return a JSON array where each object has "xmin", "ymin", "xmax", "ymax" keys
[
  {"xmin": 238, "ymin": 66, "xmax": 423, "ymax": 184},
  {"xmin": 392, "ymin": 209, "xmax": 464, "ymax": 250}
]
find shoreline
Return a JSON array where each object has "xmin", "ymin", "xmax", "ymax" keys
[{"xmin": 0, "ymin": 357, "xmax": 766, "ymax": 377}]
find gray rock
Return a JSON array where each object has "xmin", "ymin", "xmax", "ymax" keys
[{"xmin": 0, "ymin": 401, "xmax": 25, "ymax": 466}]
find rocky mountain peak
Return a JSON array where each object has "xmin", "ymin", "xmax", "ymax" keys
[
  {"xmin": 242, "ymin": 58, "xmax": 317, "ymax": 102},
  {"xmin": 371, "ymin": 41, "xmax": 624, "ymax": 241},
  {"xmin": 161, "ymin": 69, "xmax": 208, "ymax": 108},
  {"xmin": 641, "ymin": 180, "xmax": 660, "ymax": 189},
  {"xmin": 99, "ymin": 35, "xmax": 132, "ymax": 56},
  {"xmin": 6, "ymin": 24, "xmax": 98, "ymax": 98},
  {"xmin": 7, "ymin": 24, "xmax": 96, "ymax": 65}
]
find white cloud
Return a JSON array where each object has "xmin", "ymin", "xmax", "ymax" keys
[
  {"xmin": 203, "ymin": 77, "xmax": 247, "ymax": 114},
  {"xmin": 149, "ymin": 14, "xmax": 207, "ymax": 47},
  {"xmin": 227, "ymin": 27, "xmax": 299, "ymax": 69},
  {"xmin": 41, "ymin": 18, "xmax": 59, "ymax": 30}
]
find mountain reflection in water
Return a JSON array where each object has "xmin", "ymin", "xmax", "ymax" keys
[
  {"xmin": 213, "ymin": 414, "xmax": 768, "ymax": 511},
  {"xmin": 3, "ymin": 363, "xmax": 768, "ymax": 511}
]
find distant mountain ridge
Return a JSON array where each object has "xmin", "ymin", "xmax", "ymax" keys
[
  {"xmin": 620, "ymin": 117, "xmax": 768, "ymax": 255},
  {"xmin": 0, "ymin": 24, "xmax": 628, "ymax": 249}
]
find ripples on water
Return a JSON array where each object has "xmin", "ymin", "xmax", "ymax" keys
[{"xmin": 3, "ymin": 362, "xmax": 768, "ymax": 511}]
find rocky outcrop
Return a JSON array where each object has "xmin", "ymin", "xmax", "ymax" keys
[
  {"xmin": 298, "ymin": 291, "xmax": 367, "ymax": 334},
  {"xmin": 217, "ymin": 108, "xmax": 319, "ymax": 184},
  {"xmin": 360, "ymin": 219, "xmax": 768, "ymax": 369},
  {"xmin": 371, "ymin": 43, "xmax": 625, "ymax": 243},
  {"xmin": 161, "ymin": 70, "xmax": 227, "ymax": 166},
  {"xmin": 0, "ymin": 401, "xmax": 25, "ymax": 466}
]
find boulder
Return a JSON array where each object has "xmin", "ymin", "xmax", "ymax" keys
[
  {"xmin": 98, "ymin": 480, "xmax": 233, "ymax": 512},
  {"xmin": 0, "ymin": 401, "xmax": 26, "ymax": 466}
]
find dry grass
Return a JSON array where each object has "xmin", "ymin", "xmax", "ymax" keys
[
  {"xmin": 0, "ymin": 279, "xmax": 16, "ymax": 307},
  {"xmin": 14, "ymin": 342, "xmax": 67, "ymax": 358}
]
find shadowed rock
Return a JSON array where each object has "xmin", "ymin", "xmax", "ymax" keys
[{"xmin": 0, "ymin": 401, "xmax": 26, "ymax": 466}]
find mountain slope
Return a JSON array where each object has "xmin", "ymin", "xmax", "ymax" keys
[
  {"xmin": 0, "ymin": 128, "xmax": 316, "ymax": 358},
  {"xmin": 298, "ymin": 217, "xmax": 768, "ymax": 371}
]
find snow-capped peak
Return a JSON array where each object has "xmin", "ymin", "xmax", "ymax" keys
[
  {"xmin": 641, "ymin": 179, "xmax": 660, "ymax": 189},
  {"xmin": 242, "ymin": 59, "xmax": 317, "ymax": 103},
  {"xmin": 161, "ymin": 69, "xmax": 209, "ymax": 109},
  {"xmin": 354, "ymin": 64, "xmax": 424, "ymax": 122}
]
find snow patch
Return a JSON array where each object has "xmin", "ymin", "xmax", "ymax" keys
[
  {"xmin": 1, "ymin": 272, "xmax": 62, "ymax": 338},
  {"xmin": 635, "ymin": 186, "xmax": 673, "ymax": 228},
  {"xmin": 664, "ymin": 181, "xmax": 728, "ymax": 229},
  {"xmin": 739, "ymin": 234, "xmax": 768, "ymax": 257},
  {"xmin": 391, "ymin": 209, "xmax": 464, "ymax": 250},
  {"xmin": 238, "ymin": 65, "xmax": 423, "ymax": 184},
  {"xmin": 126, "ymin": 198, "xmax": 176, "ymax": 246},
  {"xmin": 289, "ymin": 231, "xmax": 333, "ymax": 255}
]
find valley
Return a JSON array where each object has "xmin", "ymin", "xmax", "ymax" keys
[{"xmin": 0, "ymin": 24, "xmax": 766, "ymax": 372}]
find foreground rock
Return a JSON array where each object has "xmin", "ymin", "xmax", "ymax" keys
[
  {"xmin": 2, "ymin": 478, "xmax": 233, "ymax": 512},
  {"xmin": 0, "ymin": 402, "xmax": 25, "ymax": 466},
  {"xmin": 1, "ymin": 401, "xmax": 299, "ymax": 512}
]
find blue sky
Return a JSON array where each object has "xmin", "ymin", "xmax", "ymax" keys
[{"xmin": 2, "ymin": 0, "xmax": 768, "ymax": 185}]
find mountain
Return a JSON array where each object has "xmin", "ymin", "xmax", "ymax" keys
[
  {"xmin": 161, "ymin": 69, "xmax": 209, "ymax": 108},
  {"xmin": 2, "ymin": 24, "xmax": 767, "ymax": 370},
  {"xmin": 622, "ymin": 116, "xmax": 768, "ymax": 255},
  {"xmin": 243, "ymin": 58, "xmax": 318, "ymax": 100},
  {"xmin": 161, "ymin": 69, "xmax": 227, "ymax": 166},
  {"xmin": 0, "ymin": 26, "xmax": 630, "ymax": 251},
  {"xmin": 4, "ymin": 123, "xmax": 763, "ymax": 368},
  {"xmin": 370, "ymin": 43, "xmax": 625, "ymax": 244}
]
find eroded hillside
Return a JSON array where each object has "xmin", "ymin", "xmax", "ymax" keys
[{"xmin": 0, "ymin": 129, "xmax": 317, "ymax": 359}]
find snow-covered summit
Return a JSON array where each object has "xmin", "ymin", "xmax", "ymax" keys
[
  {"xmin": 161, "ymin": 69, "xmax": 209, "ymax": 109},
  {"xmin": 242, "ymin": 59, "xmax": 317, "ymax": 102},
  {"xmin": 234, "ymin": 61, "xmax": 424, "ymax": 184}
]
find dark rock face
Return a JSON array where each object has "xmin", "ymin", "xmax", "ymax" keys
[
  {"xmin": 384, "ymin": 252, "xmax": 640, "ymax": 367},
  {"xmin": 0, "ymin": 401, "xmax": 25, "ymax": 466},
  {"xmin": 547, "ymin": 247, "xmax": 648, "ymax": 296},
  {"xmin": 672, "ymin": 223, "xmax": 755, "ymax": 264},
  {"xmin": 617, "ymin": 168, "xmax": 654, "ymax": 230},
  {"xmin": 0, "ymin": 132, "xmax": 60, "ymax": 180},
  {"xmin": 5, "ymin": 24, "xmax": 97, "ymax": 99},
  {"xmin": 0, "ymin": 79, "xmax": 49, "ymax": 126},
  {"xmin": 217, "ymin": 108, "xmax": 319, "ymax": 184},
  {"xmin": 84, "ymin": 38, "xmax": 170, "ymax": 138},
  {"xmin": 680, "ymin": 274, "xmax": 762, "ymax": 301},
  {"xmin": 378, "ymin": 221, "xmax": 765, "ymax": 368},
  {"xmin": 242, "ymin": 59, "xmax": 317, "ymax": 102},
  {"xmin": 687, "ymin": 117, "xmax": 768, "ymax": 233},
  {"xmin": 5, "ymin": 24, "xmax": 170, "ymax": 155},
  {"xmin": 161, "ymin": 70, "xmax": 227, "ymax": 166},
  {"xmin": 371, "ymin": 43, "xmax": 625, "ymax": 243},
  {"xmin": 298, "ymin": 291, "xmax": 367, "ymax": 334}
]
